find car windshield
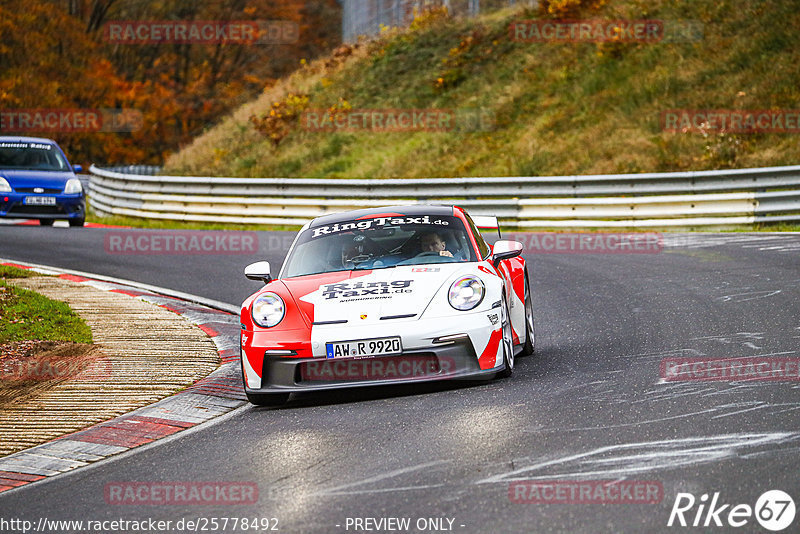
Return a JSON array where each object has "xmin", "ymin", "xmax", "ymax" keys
[
  {"xmin": 282, "ymin": 214, "xmax": 477, "ymax": 278},
  {"xmin": 0, "ymin": 142, "xmax": 70, "ymax": 172}
]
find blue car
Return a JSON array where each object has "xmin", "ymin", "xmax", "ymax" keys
[{"xmin": 0, "ymin": 136, "xmax": 86, "ymax": 227}]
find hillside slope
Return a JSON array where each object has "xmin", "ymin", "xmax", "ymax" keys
[{"xmin": 164, "ymin": 0, "xmax": 799, "ymax": 178}]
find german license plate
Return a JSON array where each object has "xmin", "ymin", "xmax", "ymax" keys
[
  {"xmin": 24, "ymin": 196, "xmax": 56, "ymax": 206},
  {"xmin": 326, "ymin": 337, "xmax": 402, "ymax": 359}
]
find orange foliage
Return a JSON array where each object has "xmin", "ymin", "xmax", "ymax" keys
[
  {"xmin": 538, "ymin": 0, "xmax": 607, "ymax": 18},
  {"xmin": 0, "ymin": 0, "xmax": 341, "ymax": 166}
]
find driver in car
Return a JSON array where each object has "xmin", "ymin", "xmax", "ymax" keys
[
  {"xmin": 419, "ymin": 231, "xmax": 453, "ymax": 257},
  {"xmin": 341, "ymin": 234, "xmax": 373, "ymax": 267}
]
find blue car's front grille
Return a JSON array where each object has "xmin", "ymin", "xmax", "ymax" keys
[
  {"xmin": 8, "ymin": 205, "xmax": 66, "ymax": 215},
  {"xmin": 15, "ymin": 187, "xmax": 63, "ymax": 194}
]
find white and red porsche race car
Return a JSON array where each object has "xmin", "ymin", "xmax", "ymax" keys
[{"xmin": 240, "ymin": 205, "xmax": 534, "ymax": 406}]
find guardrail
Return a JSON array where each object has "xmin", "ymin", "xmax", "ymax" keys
[
  {"xmin": 343, "ymin": 0, "xmax": 491, "ymax": 42},
  {"xmin": 94, "ymin": 165, "xmax": 162, "ymax": 176},
  {"xmin": 88, "ymin": 164, "xmax": 800, "ymax": 227}
]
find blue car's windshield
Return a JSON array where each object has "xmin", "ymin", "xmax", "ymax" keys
[
  {"xmin": 0, "ymin": 142, "xmax": 70, "ymax": 172},
  {"xmin": 282, "ymin": 215, "xmax": 477, "ymax": 278}
]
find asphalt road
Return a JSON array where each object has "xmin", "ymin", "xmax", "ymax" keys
[{"xmin": 1, "ymin": 227, "xmax": 799, "ymax": 533}]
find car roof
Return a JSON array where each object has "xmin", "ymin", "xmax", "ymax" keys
[
  {"xmin": 0, "ymin": 136, "xmax": 58, "ymax": 145},
  {"xmin": 309, "ymin": 204, "xmax": 456, "ymax": 228}
]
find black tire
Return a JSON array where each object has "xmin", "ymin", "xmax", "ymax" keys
[
  {"xmin": 246, "ymin": 391, "xmax": 290, "ymax": 407},
  {"xmin": 497, "ymin": 295, "xmax": 514, "ymax": 378},
  {"xmin": 522, "ymin": 273, "xmax": 535, "ymax": 356},
  {"xmin": 38, "ymin": 219, "xmax": 54, "ymax": 226},
  {"xmin": 69, "ymin": 218, "xmax": 85, "ymax": 227}
]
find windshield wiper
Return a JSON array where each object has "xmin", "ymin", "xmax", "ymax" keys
[{"xmin": 354, "ymin": 263, "xmax": 396, "ymax": 270}]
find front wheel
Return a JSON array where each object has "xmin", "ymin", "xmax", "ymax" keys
[
  {"xmin": 69, "ymin": 218, "xmax": 85, "ymax": 227},
  {"xmin": 522, "ymin": 274, "xmax": 535, "ymax": 356},
  {"xmin": 246, "ymin": 391, "xmax": 290, "ymax": 407},
  {"xmin": 39, "ymin": 219, "xmax": 54, "ymax": 226},
  {"xmin": 497, "ymin": 296, "xmax": 514, "ymax": 378}
]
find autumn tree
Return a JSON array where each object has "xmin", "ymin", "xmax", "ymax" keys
[{"xmin": 0, "ymin": 0, "xmax": 341, "ymax": 165}]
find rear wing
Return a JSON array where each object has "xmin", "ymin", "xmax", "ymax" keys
[{"xmin": 472, "ymin": 215, "xmax": 501, "ymax": 238}]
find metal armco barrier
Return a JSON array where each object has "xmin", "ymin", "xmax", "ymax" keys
[
  {"xmin": 96, "ymin": 165, "xmax": 162, "ymax": 176},
  {"xmin": 88, "ymin": 164, "xmax": 800, "ymax": 227},
  {"xmin": 342, "ymin": 0, "xmax": 513, "ymax": 42}
]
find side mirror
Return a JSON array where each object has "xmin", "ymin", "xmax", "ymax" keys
[
  {"xmin": 245, "ymin": 261, "xmax": 272, "ymax": 284},
  {"xmin": 492, "ymin": 240, "xmax": 523, "ymax": 267},
  {"xmin": 73, "ymin": 164, "xmax": 83, "ymax": 173}
]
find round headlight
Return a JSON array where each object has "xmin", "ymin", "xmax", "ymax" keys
[
  {"xmin": 448, "ymin": 276, "xmax": 485, "ymax": 311},
  {"xmin": 252, "ymin": 292, "xmax": 285, "ymax": 328},
  {"xmin": 64, "ymin": 178, "xmax": 82, "ymax": 194}
]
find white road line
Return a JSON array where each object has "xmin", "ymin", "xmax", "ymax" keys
[
  {"xmin": 0, "ymin": 256, "xmax": 238, "ymax": 313},
  {"xmin": 0, "ymin": 404, "xmax": 250, "ymax": 497},
  {"xmin": 311, "ymin": 460, "xmax": 451, "ymax": 496},
  {"xmin": 476, "ymin": 433, "xmax": 797, "ymax": 484}
]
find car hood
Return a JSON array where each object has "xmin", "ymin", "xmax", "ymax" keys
[
  {"xmin": 283, "ymin": 264, "xmax": 468, "ymax": 325},
  {"xmin": 0, "ymin": 169, "xmax": 75, "ymax": 190}
]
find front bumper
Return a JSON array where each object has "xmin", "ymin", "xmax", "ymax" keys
[
  {"xmin": 242, "ymin": 305, "xmax": 504, "ymax": 392},
  {"xmin": 0, "ymin": 193, "xmax": 85, "ymax": 220},
  {"xmin": 243, "ymin": 336, "xmax": 501, "ymax": 394}
]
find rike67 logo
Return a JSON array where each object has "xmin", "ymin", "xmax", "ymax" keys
[{"xmin": 668, "ymin": 490, "xmax": 795, "ymax": 531}]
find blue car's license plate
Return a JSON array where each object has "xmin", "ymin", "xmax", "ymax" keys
[{"xmin": 24, "ymin": 196, "xmax": 56, "ymax": 206}]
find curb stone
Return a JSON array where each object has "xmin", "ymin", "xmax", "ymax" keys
[{"xmin": 0, "ymin": 260, "xmax": 244, "ymax": 494}]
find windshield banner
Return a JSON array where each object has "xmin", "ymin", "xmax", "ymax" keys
[{"xmin": 311, "ymin": 215, "xmax": 450, "ymax": 238}]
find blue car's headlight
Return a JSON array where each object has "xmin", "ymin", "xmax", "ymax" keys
[
  {"xmin": 252, "ymin": 292, "xmax": 285, "ymax": 328},
  {"xmin": 448, "ymin": 276, "xmax": 485, "ymax": 311},
  {"xmin": 0, "ymin": 178, "xmax": 11, "ymax": 193},
  {"xmin": 64, "ymin": 178, "xmax": 82, "ymax": 194}
]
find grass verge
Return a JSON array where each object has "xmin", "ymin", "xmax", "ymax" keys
[
  {"xmin": 0, "ymin": 268, "xmax": 92, "ymax": 344},
  {"xmin": 164, "ymin": 0, "xmax": 800, "ymax": 179},
  {"xmin": 0, "ymin": 265, "xmax": 36, "ymax": 279}
]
